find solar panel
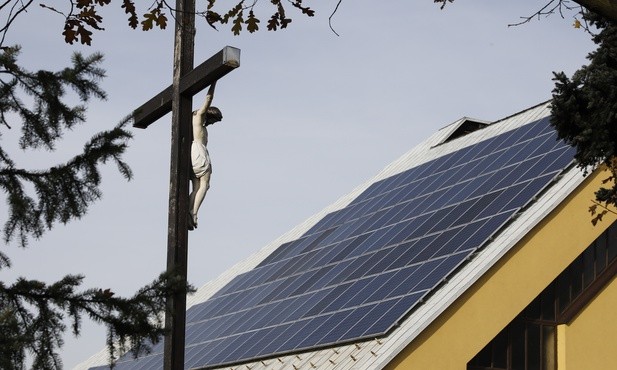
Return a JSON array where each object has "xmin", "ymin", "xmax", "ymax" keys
[{"xmin": 94, "ymin": 116, "xmax": 575, "ymax": 370}]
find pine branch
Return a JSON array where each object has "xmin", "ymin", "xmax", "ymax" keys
[
  {"xmin": 1, "ymin": 48, "xmax": 107, "ymax": 150},
  {"xmin": 1, "ymin": 47, "xmax": 132, "ymax": 247},
  {"xmin": 0, "ymin": 271, "xmax": 194, "ymax": 369},
  {"xmin": 551, "ymin": 11, "xmax": 617, "ymax": 217},
  {"xmin": 0, "ymin": 120, "xmax": 132, "ymax": 246}
]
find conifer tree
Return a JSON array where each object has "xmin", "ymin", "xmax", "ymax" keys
[
  {"xmin": 0, "ymin": 47, "xmax": 192, "ymax": 368},
  {"xmin": 551, "ymin": 11, "xmax": 617, "ymax": 223}
]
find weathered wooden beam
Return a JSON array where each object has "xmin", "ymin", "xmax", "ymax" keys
[
  {"xmin": 133, "ymin": 46, "xmax": 241, "ymax": 129},
  {"xmin": 163, "ymin": 0, "xmax": 195, "ymax": 369}
]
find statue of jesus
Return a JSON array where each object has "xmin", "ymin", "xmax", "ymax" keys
[{"xmin": 188, "ymin": 82, "xmax": 222, "ymax": 230}]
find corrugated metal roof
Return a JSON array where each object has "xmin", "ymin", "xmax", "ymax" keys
[{"xmin": 75, "ymin": 101, "xmax": 586, "ymax": 370}]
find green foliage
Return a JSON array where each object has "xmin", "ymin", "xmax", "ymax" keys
[
  {"xmin": 551, "ymin": 11, "xmax": 617, "ymax": 220},
  {"xmin": 0, "ymin": 46, "xmax": 196, "ymax": 369},
  {"xmin": 141, "ymin": 3, "xmax": 168, "ymax": 31},
  {"xmin": 0, "ymin": 270, "xmax": 193, "ymax": 370},
  {"xmin": 2, "ymin": 0, "xmax": 318, "ymax": 45},
  {"xmin": 0, "ymin": 47, "xmax": 132, "ymax": 248},
  {"xmin": 42, "ymin": 0, "xmax": 315, "ymax": 43},
  {"xmin": 121, "ymin": 0, "xmax": 139, "ymax": 29},
  {"xmin": 246, "ymin": 10, "xmax": 260, "ymax": 33},
  {"xmin": 61, "ymin": 0, "xmax": 110, "ymax": 45},
  {"xmin": 202, "ymin": 0, "xmax": 312, "ymax": 33}
]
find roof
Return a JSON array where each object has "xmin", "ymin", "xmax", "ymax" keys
[{"xmin": 76, "ymin": 101, "xmax": 587, "ymax": 370}]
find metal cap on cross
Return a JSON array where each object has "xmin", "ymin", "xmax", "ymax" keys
[{"xmin": 130, "ymin": 4, "xmax": 240, "ymax": 367}]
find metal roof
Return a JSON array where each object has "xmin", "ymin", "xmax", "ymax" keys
[{"xmin": 75, "ymin": 101, "xmax": 586, "ymax": 370}]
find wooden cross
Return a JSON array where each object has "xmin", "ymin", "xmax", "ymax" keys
[{"xmin": 131, "ymin": 2, "xmax": 240, "ymax": 368}]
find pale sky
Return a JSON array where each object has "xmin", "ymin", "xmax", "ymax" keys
[{"xmin": 1, "ymin": 1, "xmax": 596, "ymax": 368}]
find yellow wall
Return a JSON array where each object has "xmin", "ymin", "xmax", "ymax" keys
[
  {"xmin": 385, "ymin": 170, "xmax": 617, "ymax": 370},
  {"xmin": 557, "ymin": 275, "xmax": 617, "ymax": 370}
]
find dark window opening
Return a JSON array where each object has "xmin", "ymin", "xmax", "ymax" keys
[
  {"xmin": 443, "ymin": 118, "xmax": 490, "ymax": 143},
  {"xmin": 468, "ymin": 220, "xmax": 617, "ymax": 370}
]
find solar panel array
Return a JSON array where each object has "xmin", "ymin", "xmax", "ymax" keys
[{"xmin": 96, "ymin": 116, "xmax": 575, "ymax": 370}]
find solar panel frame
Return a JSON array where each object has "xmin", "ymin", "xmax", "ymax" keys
[{"xmin": 92, "ymin": 117, "xmax": 578, "ymax": 370}]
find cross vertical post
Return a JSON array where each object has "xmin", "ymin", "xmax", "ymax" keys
[
  {"xmin": 129, "ymin": 12, "xmax": 239, "ymax": 370},
  {"xmin": 165, "ymin": 0, "xmax": 194, "ymax": 368}
]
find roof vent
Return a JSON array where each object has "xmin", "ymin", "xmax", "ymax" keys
[{"xmin": 442, "ymin": 118, "xmax": 490, "ymax": 143}]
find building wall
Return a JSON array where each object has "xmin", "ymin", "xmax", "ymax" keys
[
  {"xmin": 384, "ymin": 169, "xmax": 617, "ymax": 370},
  {"xmin": 558, "ymin": 274, "xmax": 617, "ymax": 370}
]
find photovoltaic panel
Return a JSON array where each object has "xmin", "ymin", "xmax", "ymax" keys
[{"xmin": 94, "ymin": 116, "xmax": 575, "ymax": 370}]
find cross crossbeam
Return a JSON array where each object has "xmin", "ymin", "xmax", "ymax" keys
[{"xmin": 132, "ymin": 46, "xmax": 240, "ymax": 129}]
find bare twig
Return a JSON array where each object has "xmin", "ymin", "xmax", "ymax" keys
[
  {"xmin": 329, "ymin": 0, "xmax": 341, "ymax": 36},
  {"xmin": 507, "ymin": 0, "xmax": 579, "ymax": 27},
  {"xmin": 0, "ymin": 0, "xmax": 34, "ymax": 47},
  {"xmin": 509, "ymin": 0, "xmax": 559, "ymax": 27},
  {"xmin": 39, "ymin": 3, "xmax": 67, "ymax": 17},
  {"xmin": 574, "ymin": 7, "xmax": 596, "ymax": 35},
  {"xmin": 0, "ymin": 0, "xmax": 14, "ymax": 12}
]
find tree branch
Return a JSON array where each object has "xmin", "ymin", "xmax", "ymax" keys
[
  {"xmin": 0, "ymin": 0, "xmax": 34, "ymax": 47},
  {"xmin": 329, "ymin": 0, "xmax": 342, "ymax": 36},
  {"xmin": 508, "ymin": 0, "xmax": 577, "ymax": 27},
  {"xmin": 574, "ymin": 0, "xmax": 617, "ymax": 22}
]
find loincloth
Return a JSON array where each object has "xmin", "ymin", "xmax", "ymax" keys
[{"xmin": 191, "ymin": 141, "xmax": 211, "ymax": 178}]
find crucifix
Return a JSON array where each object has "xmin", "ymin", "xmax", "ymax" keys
[{"xmin": 130, "ymin": 1, "xmax": 240, "ymax": 368}]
